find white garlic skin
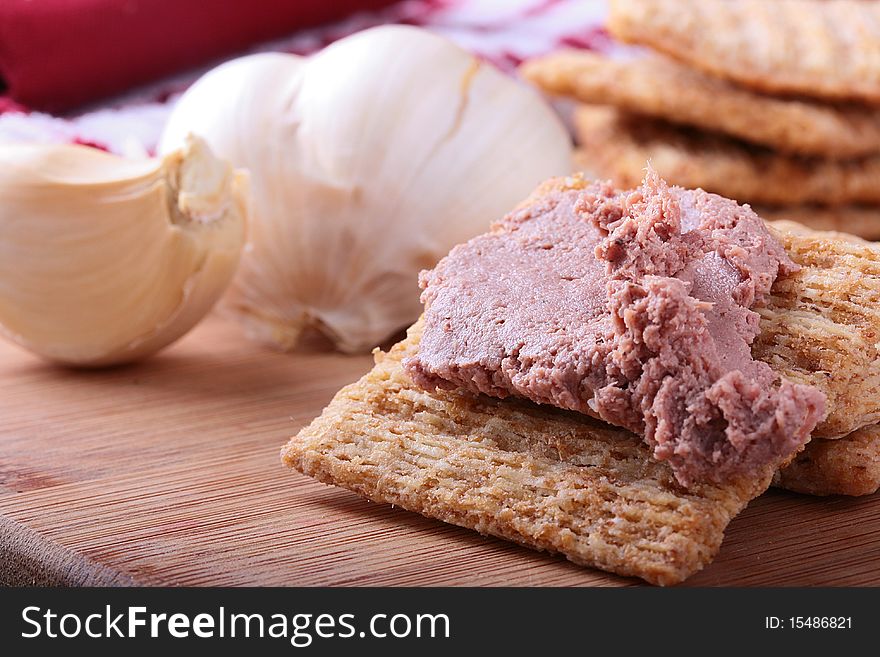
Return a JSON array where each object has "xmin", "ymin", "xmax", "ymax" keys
[
  {"xmin": 160, "ymin": 25, "xmax": 573, "ymax": 353},
  {"xmin": 0, "ymin": 136, "xmax": 247, "ymax": 366}
]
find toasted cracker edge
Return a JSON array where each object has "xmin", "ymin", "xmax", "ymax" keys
[{"xmin": 775, "ymin": 425, "xmax": 880, "ymax": 497}]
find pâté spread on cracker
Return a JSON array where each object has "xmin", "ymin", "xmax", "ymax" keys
[{"xmin": 285, "ymin": 170, "xmax": 880, "ymax": 584}]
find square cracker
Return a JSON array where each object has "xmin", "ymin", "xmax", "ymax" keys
[
  {"xmin": 608, "ymin": 0, "xmax": 880, "ymax": 105},
  {"xmin": 755, "ymin": 223, "xmax": 880, "ymax": 438},
  {"xmin": 521, "ymin": 50, "xmax": 880, "ymax": 159},
  {"xmin": 283, "ymin": 320, "xmax": 774, "ymax": 586}
]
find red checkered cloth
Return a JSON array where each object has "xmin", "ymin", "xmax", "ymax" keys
[{"xmin": 0, "ymin": 0, "xmax": 610, "ymax": 156}]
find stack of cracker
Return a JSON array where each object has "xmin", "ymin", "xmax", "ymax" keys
[{"xmin": 522, "ymin": 0, "xmax": 880, "ymax": 239}]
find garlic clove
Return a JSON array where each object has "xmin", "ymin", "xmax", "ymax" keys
[
  {"xmin": 0, "ymin": 136, "xmax": 247, "ymax": 366},
  {"xmin": 160, "ymin": 26, "xmax": 573, "ymax": 353}
]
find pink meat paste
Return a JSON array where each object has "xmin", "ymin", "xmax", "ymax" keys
[{"xmin": 404, "ymin": 171, "xmax": 827, "ymax": 487}]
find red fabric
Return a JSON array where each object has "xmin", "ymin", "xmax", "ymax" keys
[
  {"xmin": 0, "ymin": 95, "xmax": 26, "ymax": 114},
  {"xmin": 0, "ymin": 0, "xmax": 397, "ymax": 112}
]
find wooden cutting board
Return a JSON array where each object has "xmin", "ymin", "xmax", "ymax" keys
[{"xmin": 1, "ymin": 315, "xmax": 878, "ymax": 587}]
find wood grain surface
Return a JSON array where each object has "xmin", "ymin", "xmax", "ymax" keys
[{"xmin": 0, "ymin": 316, "xmax": 878, "ymax": 586}]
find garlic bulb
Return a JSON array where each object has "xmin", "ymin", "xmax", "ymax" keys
[
  {"xmin": 159, "ymin": 25, "xmax": 572, "ymax": 353},
  {"xmin": 0, "ymin": 136, "xmax": 247, "ymax": 366}
]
